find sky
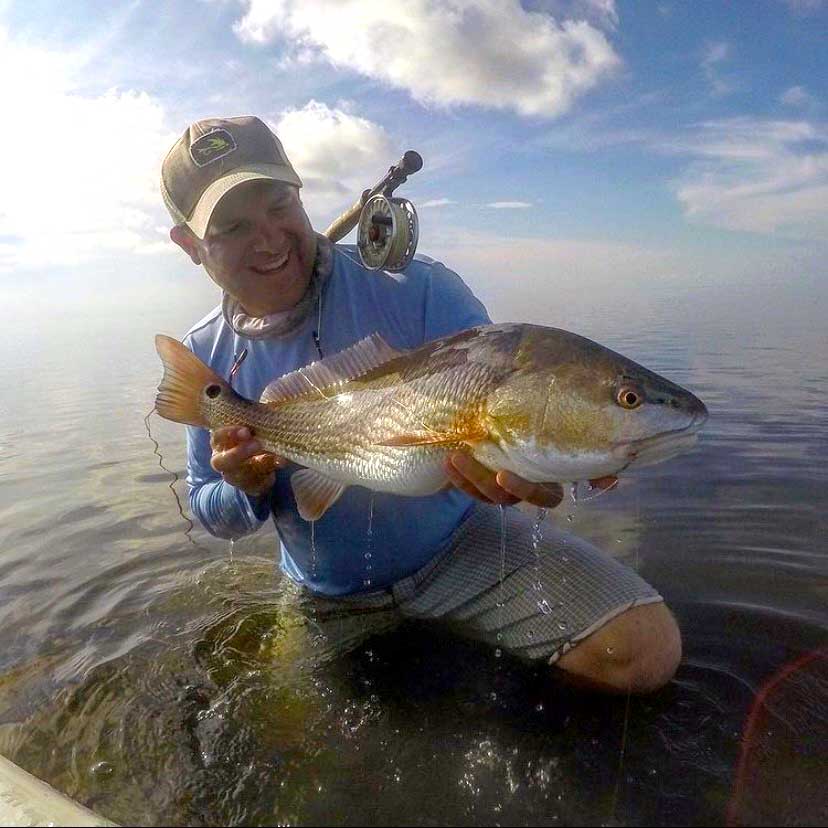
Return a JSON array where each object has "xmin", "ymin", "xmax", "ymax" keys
[{"xmin": 0, "ymin": 0, "xmax": 826, "ymax": 323}]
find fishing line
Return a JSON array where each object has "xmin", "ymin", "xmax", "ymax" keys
[
  {"xmin": 301, "ymin": 293, "xmax": 330, "ymax": 397},
  {"xmin": 143, "ymin": 407, "xmax": 207, "ymax": 552},
  {"xmin": 610, "ymin": 487, "xmax": 639, "ymax": 822},
  {"xmin": 229, "ymin": 349, "xmax": 248, "ymax": 384},
  {"xmin": 578, "ymin": 477, "xmax": 620, "ymax": 502},
  {"xmin": 312, "ymin": 290, "xmax": 324, "ymax": 359}
]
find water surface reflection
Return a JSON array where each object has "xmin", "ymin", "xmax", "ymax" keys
[{"xmin": 0, "ymin": 283, "xmax": 825, "ymax": 825}]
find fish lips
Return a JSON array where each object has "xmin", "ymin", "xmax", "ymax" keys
[{"xmin": 617, "ymin": 408, "xmax": 708, "ymax": 470}]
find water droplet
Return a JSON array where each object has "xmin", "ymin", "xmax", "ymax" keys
[
  {"xmin": 531, "ymin": 507, "xmax": 547, "ymax": 549},
  {"xmin": 606, "ymin": 646, "xmax": 615, "ymax": 655},
  {"xmin": 566, "ymin": 514, "xmax": 574, "ymax": 522},
  {"xmin": 90, "ymin": 761, "xmax": 114, "ymax": 777},
  {"xmin": 535, "ymin": 703, "xmax": 544, "ymax": 713},
  {"xmin": 362, "ymin": 578, "xmax": 372, "ymax": 588},
  {"xmin": 495, "ymin": 648, "xmax": 502, "ymax": 658},
  {"xmin": 310, "ymin": 520, "xmax": 317, "ymax": 577},
  {"xmin": 496, "ymin": 632, "xmax": 503, "ymax": 641},
  {"xmin": 490, "ymin": 691, "xmax": 498, "ymax": 701},
  {"xmin": 557, "ymin": 621, "xmax": 568, "ymax": 631}
]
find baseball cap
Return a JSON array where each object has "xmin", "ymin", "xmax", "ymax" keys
[{"xmin": 161, "ymin": 115, "xmax": 303, "ymax": 238}]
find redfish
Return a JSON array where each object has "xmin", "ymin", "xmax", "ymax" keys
[{"xmin": 155, "ymin": 324, "xmax": 707, "ymax": 520}]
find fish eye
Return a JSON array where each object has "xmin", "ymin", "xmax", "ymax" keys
[
  {"xmin": 616, "ymin": 385, "xmax": 643, "ymax": 410},
  {"xmin": 205, "ymin": 384, "xmax": 222, "ymax": 399}
]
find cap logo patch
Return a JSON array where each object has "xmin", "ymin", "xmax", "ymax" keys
[{"xmin": 190, "ymin": 128, "xmax": 238, "ymax": 167}]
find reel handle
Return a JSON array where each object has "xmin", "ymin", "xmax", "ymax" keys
[{"xmin": 323, "ymin": 150, "xmax": 423, "ymax": 242}]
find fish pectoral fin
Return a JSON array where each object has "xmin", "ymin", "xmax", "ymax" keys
[
  {"xmin": 290, "ymin": 469, "xmax": 347, "ymax": 521},
  {"xmin": 374, "ymin": 428, "xmax": 487, "ymax": 447}
]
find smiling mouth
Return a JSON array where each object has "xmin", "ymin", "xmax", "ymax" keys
[{"xmin": 250, "ymin": 251, "xmax": 290, "ymax": 274}]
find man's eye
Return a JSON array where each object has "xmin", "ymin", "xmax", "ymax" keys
[{"xmin": 222, "ymin": 222, "xmax": 244, "ymax": 235}]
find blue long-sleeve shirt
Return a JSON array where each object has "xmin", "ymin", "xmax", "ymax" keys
[{"xmin": 183, "ymin": 244, "xmax": 491, "ymax": 596}]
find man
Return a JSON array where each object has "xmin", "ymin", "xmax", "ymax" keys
[{"xmin": 162, "ymin": 115, "xmax": 681, "ymax": 694}]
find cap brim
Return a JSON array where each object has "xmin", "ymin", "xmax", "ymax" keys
[{"xmin": 187, "ymin": 164, "xmax": 303, "ymax": 238}]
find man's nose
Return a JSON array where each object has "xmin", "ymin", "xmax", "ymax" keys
[{"xmin": 251, "ymin": 217, "xmax": 285, "ymax": 252}]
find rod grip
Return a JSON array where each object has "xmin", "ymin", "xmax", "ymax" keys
[{"xmin": 323, "ymin": 189, "xmax": 371, "ymax": 242}]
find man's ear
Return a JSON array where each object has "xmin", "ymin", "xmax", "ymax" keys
[{"xmin": 170, "ymin": 225, "xmax": 202, "ymax": 266}]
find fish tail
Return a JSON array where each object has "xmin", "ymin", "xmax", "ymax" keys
[{"xmin": 154, "ymin": 335, "xmax": 225, "ymax": 427}]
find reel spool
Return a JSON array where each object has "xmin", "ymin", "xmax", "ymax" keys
[{"xmin": 356, "ymin": 194, "xmax": 419, "ymax": 272}]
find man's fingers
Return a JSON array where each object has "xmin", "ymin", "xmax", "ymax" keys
[
  {"xmin": 210, "ymin": 438, "xmax": 264, "ymax": 473},
  {"xmin": 446, "ymin": 453, "xmax": 563, "ymax": 508},
  {"xmin": 589, "ymin": 475, "xmax": 619, "ymax": 492},
  {"xmin": 447, "ymin": 454, "xmax": 519, "ymax": 505},
  {"xmin": 495, "ymin": 470, "xmax": 536, "ymax": 501},
  {"xmin": 210, "ymin": 426, "xmax": 253, "ymax": 452},
  {"xmin": 497, "ymin": 471, "xmax": 564, "ymax": 508},
  {"xmin": 445, "ymin": 459, "xmax": 495, "ymax": 503},
  {"xmin": 248, "ymin": 453, "xmax": 286, "ymax": 474},
  {"xmin": 231, "ymin": 467, "xmax": 276, "ymax": 496}
]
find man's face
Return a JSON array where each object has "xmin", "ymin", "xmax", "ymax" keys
[{"xmin": 174, "ymin": 179, "xmax": 317, "ymax": 317}]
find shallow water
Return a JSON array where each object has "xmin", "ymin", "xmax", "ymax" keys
[{"xmin": 0, "ymin": 277, "xmax": 825, "ymax": 826}]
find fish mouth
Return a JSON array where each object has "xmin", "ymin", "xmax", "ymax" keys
[{"xmin": 618, "ymin": 411, "xmax": 708, "ymax": 469}]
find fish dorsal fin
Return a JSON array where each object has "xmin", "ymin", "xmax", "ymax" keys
[
  {"xmin": 260, "ymin": 333, "xmax": 402, "ymax": 405},
  {"xmin": 291, "ymin": 469, "xmax": 347, "ymax": 521}
]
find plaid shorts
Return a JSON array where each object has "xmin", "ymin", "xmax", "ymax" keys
[{"xmin": 300, "ymin": 504, "xmax": 662, "ymax": 665}]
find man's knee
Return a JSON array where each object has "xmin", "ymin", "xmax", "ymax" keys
[{"xmin": 554, "ymin": 601, "xmax": 682, "ymax": 694}]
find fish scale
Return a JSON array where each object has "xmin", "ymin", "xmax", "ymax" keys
[
  {"xmin": 249, "ymin": 361, "xmax": 499, "ymax": 486},
  {"xmin": 155, "ymin": 323, "xmax": 707, "ymax": 520}
]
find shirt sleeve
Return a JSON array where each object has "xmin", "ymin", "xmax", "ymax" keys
[
  {"xmin": 180, "ymin": 332, "xmax": 271, "ymax": 540},
  {"xmin": 185, "ymin": 422, "xmax": 271, "ymax": 540},
  {"xmin": 421, "ymin": 260, "xmax": 491, "ymax": 342}
]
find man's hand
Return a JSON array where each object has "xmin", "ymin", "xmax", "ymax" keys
[
  {"xmin": 210, "ymin": 426, "xmax": 287, "ymax": 496},
  {"xmin": 445, "ymin": 453, "xmax": 565, "ymax": 509}
]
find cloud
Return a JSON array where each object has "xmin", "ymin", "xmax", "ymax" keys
[
  {"xmin": 700, "ymin": 40, "xmax": 737, "ymax": 97},
  {"xmin": 0, "ymin": 26, "xmax": 176, "ymax": 273},
  {"xmin": 781, "ymin": 0, "xmax": 826, "ymax": 13},
  {"xmin": 538, "ymin": 106, "xmax": 828, "ymax": 242},
  {"xmin": 671, "ymin": 118, "xmax": 828, "ymax": 240},
  {"xmin": 485, "ymin": 201, "xmax": 533, "ymax": 208},
  {"xmin": 420, "ymin": 198, "xmax": 457, "ymax": 208},
  {"xmin": 272, "ymin": 100, "xmax": 396, "ymax": 221},
  {"xmin": 524, "ymin": 0, "xmax": 618, "ymax": 29},
  {"xmin": 234, "ymin": 0, "xmax": 620, "ymax": 118},
  {"xmin": 780, "ymin": 85, "xmax": 817, "ymax": 108}
]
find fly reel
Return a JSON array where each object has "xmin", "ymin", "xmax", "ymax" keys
[
  {"xmin": 356, "ymin": 194, "xmax": 419, "ymax": 272},
  {"xmin": 323, "ymin": 149, "xmax": 423, "ymax": 272}
]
